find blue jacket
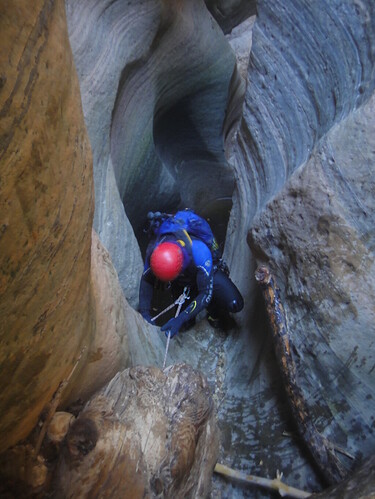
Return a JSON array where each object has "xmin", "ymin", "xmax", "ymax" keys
[{"xmin": 139, "ymin": 211, "xmax": 216, "ymax": 329}]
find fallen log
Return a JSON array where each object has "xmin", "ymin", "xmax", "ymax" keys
[
  {"xmin": 51, "ymin": 363, "xmax": 219, "ymax": 498},
  {"xmin": 0, "ymin": 364, "xmax": 218, "ymax": 498},
  {"xmin": 255, "ymin": 266, "xmax": 348, "ymax": 485}
]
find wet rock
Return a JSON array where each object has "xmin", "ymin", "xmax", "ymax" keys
[
  {"xmin": 249, "ymin": 93, "xmax": 375, "ymax": 468},
  {"xmin": 222, "ymin": 0, "xmax": 375, "ymax": 493},
  {"xmin": 311, "ymin": 455, "xmax": 375, "ymax": 498}
]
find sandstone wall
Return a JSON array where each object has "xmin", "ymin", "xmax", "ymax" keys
[
  {"xmin": 0, "ymin": 0, "xmax": 132, "ymax": 453},
  {"xmin": 250, "ymin": 92, "xmax": 375, "ymax": 466},
  {"xmin": 65, "ymin": 0, "xmax": 238, "ymax": 304},
  {"xmin": 0, "ymin": 0, "xmax": 94, "ymax": 450},
  {"xmin": 220, "ymin": 0, "xmax": 375, "ymax": 492},
  {"xmin": 63, "ymin": 0, "xmax": 375, "ymax": 494},
  {"xmin": 226, "ymin": 0, "xmax": 375, "ymax": 275},
  {"xmin": 205, "ymin": 0, "xmax": 257, "ymax": 34}
]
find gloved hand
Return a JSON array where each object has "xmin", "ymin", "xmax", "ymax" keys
[
  {"xmin": 161, "ymin": 315, "xmax": 184, "ymax": 338},
  {"xmin": 141, "ymin": 311, "xmax": 154, "ymax": 324}
]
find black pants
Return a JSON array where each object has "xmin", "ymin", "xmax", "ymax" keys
[{"xmin": 207, "ymin": 269, "xmax": 244, "ymax": 319}]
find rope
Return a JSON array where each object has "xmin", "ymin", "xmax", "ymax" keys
[
  {"xmin": 157, "ymin": 287, "xmax": 189, "ymax": 369},
  {"xmin": 163, "ymin": 333, "xmax": 171, "ymax": 370},
  {"xmin": 150, "ymin": 301, "xmax": 176, "ymax": 322}
]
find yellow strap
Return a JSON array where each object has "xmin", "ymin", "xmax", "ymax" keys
[{"xmin": 183, "ymin": 229, "xmax": 192, "ymax": 244}]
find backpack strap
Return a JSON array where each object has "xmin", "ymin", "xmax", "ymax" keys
[{"xmin": 168, "ymin": 228, "xmax": 193, "ymax": 259}]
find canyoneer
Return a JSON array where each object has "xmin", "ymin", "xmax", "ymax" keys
[{"xmin": 139, "ymin": 209, "xmax": 244, "ymax": 339}]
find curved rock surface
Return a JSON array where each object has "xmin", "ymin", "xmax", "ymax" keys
[
  {"xmin": 1, "ymin": 0, "xmax": 375, "ymax": 497},
  {"xmin": 66, "ymin": 0, "xmax": 237, "ymax": 298},
  {"xmin": 67, "ymin": 229, "xmax": 131, "ymax": 403},
  {"xmin": 65, "ymin": 0, "xmax": 375, "ymax": 495},
  {"xmin": 205, "ymin": 0, "xmax": 257, "ymax": 34},
  {"xmin": 250, "ymin": 92, "xmax": 375, "ymax": 464},
  {"xmin": 226, "ymin": 0, "xmax": 375, "ymax": 268},
  {"xmin": 0, "ymin": 0, "xmax": 95, "ymax": 451},
  {"xmin": 222, "ymin": 0, "xmax": 375, "ymax": 494},
  {"xmin": 0, "ymin": 0, "xmax": 133, "ymax": 454}
]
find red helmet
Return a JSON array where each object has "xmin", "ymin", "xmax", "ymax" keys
[{"xmin": 150, "ymin": 242, "xmax": 183, "ymax": 281}]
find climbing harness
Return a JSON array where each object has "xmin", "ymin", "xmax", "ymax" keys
[
  {"xmin": 151, "ymin": 287, "xmax": 190, "ymax": 369},
  {"xmin": 150, "ymin": 286, "xmax": 190, "ymax": 323}
]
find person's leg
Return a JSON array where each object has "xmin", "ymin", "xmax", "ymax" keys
[{"xmin": 207, "ymin": 270, "xmax": 244, "ymax": 327}]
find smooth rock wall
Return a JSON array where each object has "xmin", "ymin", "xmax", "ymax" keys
[
  {"xmin": 114, "ymin": 0, "xmax": 236, "ymax": 224},
  {"xmin": 63, "ymin": 0, "xmax": 375, "ymax": 494},
  {"xmin": 0, "ymin": 0, "xmax": 135, "ymax": 454},
  {"xmin": 216, "ymin": 0, "xmax": 375, "ymax": 493},
  {"xmin": 0, "ymin": 0, "xmax": 94, "ymax": 451},
  {"xmin": 65, "ymin": 0, "xmax": 150, "ymax": 307},
  {"xmin": 66, "ymin": 0, "xmax": 237, "ymax": 303},
  {"xmin": 66, "ymin": 230, "xmax": 131, "ymax": 404},
  {"xmin": 225, "ymin": 0, "xmax": 375, "ymax": 364},
  {"xmin": 227, "ymin": 0, "xmax": 375, "ymax": 259},
  {"xmin": 205, "ymin": 0, "xmax": 257, "ymax": 34},
  {"xmin": 250, "ymin": 93, "xmax": 375, "ymax": 462}
]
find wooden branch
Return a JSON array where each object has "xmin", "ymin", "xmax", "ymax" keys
[
  {"xmin": 255, "ymin": 266, "xmax": 348, "ymax": 485},
  {"xmin": 214, "ymin": 463, "xmax": 311, "ymax": 498},
  {"xmin": 282, "ymin": 431, "xmax": 355, "ymax": 461}
]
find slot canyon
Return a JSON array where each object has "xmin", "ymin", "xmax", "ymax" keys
[{"xmin": 0, "ymin": 0, "xmax": 375, "ymax": 497}]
